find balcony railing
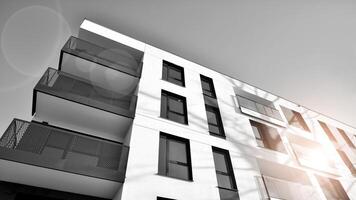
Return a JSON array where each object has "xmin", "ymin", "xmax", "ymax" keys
[
  {"xmin": 256, "ymin": 176, "xmax": 320, "ymax": 200},
  {"xmin": 61, "ymin": 36, "xmax": 142, "ymax": 77},
  {"xmin": 0, "ymin": 119, "xmax": 129, "ymax": 182},
  {"xmin": 34, "ymin": 68, "xmax": 137, "ymax": 118},
  {"xmin": 237, "ymin": 95, "xmax": 283, "ymax": 121}
]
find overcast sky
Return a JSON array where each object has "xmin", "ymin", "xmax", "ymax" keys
[{"xmin": 0, "ymin": 0, "xmax": 355, "ymax": 134}]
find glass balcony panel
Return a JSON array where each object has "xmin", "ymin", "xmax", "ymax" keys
[
  {"xmin": 35, "ymin": 68, "xmax": 137, "ymax": 118},
  {"xmin": 218, "ymin": 187, "xmax": 240, "ymax": 200},
  {"xmin": 62, "ymin": 36, "xmax": 142, "ymax": 77},
  {"xmin": 0, "ymin": 119, "xmax": 129, "ymax": 182}
]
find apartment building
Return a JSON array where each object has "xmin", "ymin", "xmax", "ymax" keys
[{"xmin": 0, "ymin": 19, "xmax": 355, "ymax": 200}]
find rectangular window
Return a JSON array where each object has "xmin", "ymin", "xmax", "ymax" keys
[
  {"xmin": 212, "ymin": 147, "xmax": 239, "ymax": 200},
  {"xmin": 161, "ymin": 90, "xmax": 188, "ymax": 124},
  {"xmin": 250, "ymin": 120, "xmax": 286, "ymax": 153},
  {"xmin": 206, "ymin": 105, "xmax": 225, "ymax": 137},
  {"xmin": 200, "ymin": 75, "xmax": 216, "ymax": 98},
  {"xmin": 162, "ymin": 60, "xmax": 185, "ymax": 86},
  {"xmin": 236, "ymin": 89, "xmax": 282, "ymax": 121},
  {"xmin": 158, "ymin": 133, "xmax": 192, "ymax": 181},
  {"xmin": 316, "ymin": 175, "xmax": 350, "ymax": 200},
  {"xmin": 281, "ymin": 106, "xmax": 310, "ymax": 132}
]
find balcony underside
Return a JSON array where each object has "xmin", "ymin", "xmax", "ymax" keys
[
  {"xmin": 0, "ymin": 159, "xmax": 120, "ymax": 199},
  {"xmin": 0, "ymin": 181, "xmax": 111, "ymax": 200}
]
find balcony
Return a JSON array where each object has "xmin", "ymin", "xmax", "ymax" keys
[
  {"xmin": 33, "ymin": 68, "xmax": 136, "ymax": 142},
  {"xmin": 256, "ymin": 176, "xmax": 321, "ymax": 200},
  {"xmin": 257, "ymin": 159, "xmax": 321, "ymax": 200},
  {"xmin": 60, "ymin": 36, "xmax": 143, "ymax": 77},
  {"xmin": 0, "ymin": 119, "xmax": 129, "ymax": 182}
]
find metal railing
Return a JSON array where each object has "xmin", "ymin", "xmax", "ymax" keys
[{"xmin": 0, "ymin": 119, "xmax": 129, "ymax": 182}]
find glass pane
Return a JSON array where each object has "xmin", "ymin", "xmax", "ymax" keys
[
  {"xmin": 201, "ymin": 80, "xmax": 211, "ymax": 91},
  {"xmin": 209, "ymin": 124, "xmax": 221, "ymax": 135},
  {"xmin": 168, "ymin": 98, "xmax": 184, "ymax": 114},
  {"xmin": 72, "ymin": 137, "xmax": 100, "ymax": 156},
  {"xmin": 71, "ymin": 81, "xmax": 92, "ymax": 97},
  {"xmin": 168, "ymin": 140, "xmax": 187, "ymax": 163},
  {"xmin": 158, "ymin": 135, "xmax": 167, "ymax": 175},
  {"xmin": 238, "ymin": 97, "xmax": 257, "ymax": 112},
  {"xmin": 251, "ymin": 125, "xmax": 262, "ymax": 140},
  {"xmin": 168, "ymin": 112, "xmax": 186, "ymax": 124},
  {"xmin": 213, "ymin": 151, "xmax": 228, "ymax": 173},
  {"xmin": 168, "ymin": 78, "xmax": 183, "ymax": 86},
  {"xmin": 167, "ymin": 163, "xmax": 189, "ymax": 180},
  {"xmin": 206, "ymin": 110, "xmax": 218, "ymax": 125},
  {"xmin": 162, "ymin": 64, "xmax": 168, "ymax": 80},
  {"xmin": 47, "ymin": 131, "xmax": 71, "ymax": 149},
  {"xmin": 219, "ymin": 188, "xmax": 239, "ymax": 200},
  {"xmin": 217, "ymin": 173, "xmax": 234, "ymax": 189},
  {"xmin": 41, "ymin": 146, "xmax": 64, "ymax": 159},
  {"xmin": 168, "ymin": 67, "xmax": 182, "ymax": 81},
  {"xmin": 161, "ymin": 94, "xmax": 168, "ymax": 118},
  {"xmin": 256, "ymin": 103, "xmax": 266, "ymax": 115}
]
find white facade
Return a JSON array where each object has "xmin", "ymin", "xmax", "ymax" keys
[{"xmin": 0, "ymin": 19, "xmax": 355, "ymax": 200}]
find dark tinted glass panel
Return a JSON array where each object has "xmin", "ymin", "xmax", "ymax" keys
[
  {"xmin": 200, "ymin": 75, "xmax": 216, "ymax": 98},
  {"xmin": 168, "ymin": 140, "xmax": 187, "ymax": 163},
  {"xmin": 217, "ymin": 173, "xmax": 234, "ymax": 189},
  {"xmin": 72, "ymin": 137, "xmax": 100, "ymax": 156},
  {"xmin": 161, "ymin": 91, "xmax": 188, "ymax": 124},
  {"xmin": 219, "ymin": 188, "xmax": 240, "ymax": 200},
  {"xmin": 206, "ymin": 106, "xmax": 224, "ymax": 136},
  {"xmin": 46, "ymin": 131, "xmax": 71, "ymax": 149},
  {"xmin": 212, "ymin": 147, "xmax": 237, "ymax": 191},
  {"xmin": 207, "ymin": 110, "xmax": 218, "ymax": 125},
  {"xmin": 213, "ymin": 151, "xmax": 228, "ymax": 173},
  {"xmin": 167, "ymin": 163, "xmax": 189, "ymax": 180},
  {"xmin": 158, "ymin": 133, "xmax": 192, "ymax": 180},
  {"xmin": 168, "ymin": 98, "xmax": 184, "ymax": 114},
  {"xmin": 162, "ymin": 61, "xmax": 185, "ymax": 86}
]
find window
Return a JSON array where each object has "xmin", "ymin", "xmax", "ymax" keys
[
  {"xmin": 161, "ymin": 90, "xmax": 188, "ymax": 124},
  {"xmin": 250, "ymin": 120, "xmax": 286, "ymax": 153},
  {"xmin": 200, "ymin": 75, "xmax": 216, "ymax": 98},
  {"xmin": 236, "ymin": 89, "xmax": 282, "ymax": 121},
  {"xmin": 316, "ymin": 175, "xmax": 350, "ymax": 200},
  {"xmin": 206, "ymin": 105, "xmax": 225, "ymax": 137},
  {"xmin": 157, "ymin": 197, "xmax": 175, "ymax": 200},
  {"xmin": 281, "ymin": 106, "xmax": 310, "ymax": 132},
  {"xmin": 162, "ymin": 60, "xmax": 185, "ymax": 86},
  {"xmin": 158, "ymin": 133, "xmax": 192, "ymax": 181},
  {"xmin": 212, "ymin": 147, "xmax": 239, "ymax": 200}
]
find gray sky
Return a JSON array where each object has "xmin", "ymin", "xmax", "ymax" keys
[{"xmin": 0, "ymin": 0, "xmax": 356, "ymax": 134}]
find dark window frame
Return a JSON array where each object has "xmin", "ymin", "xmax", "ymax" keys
[
  {"xmin": 160, "ymin": 90, "xmax": 188, "ymax": 125},
  {"xmin": 162, "ymin": 60, "xmax": 185, "ymax": 87},
  {"xmin": 212, "ymin": 147, "xmax": 238, "ymax": 191},
  {"xmin": 158, "ymin": 132, "xmax": 193, "ymax": 181},
  {"xmin": 200, "ymin": 75, "xmax": 216, "ymax": 98},
  {"xmin": 205, "ymin": 105, "xmax": 225, "ymax": 138}
]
